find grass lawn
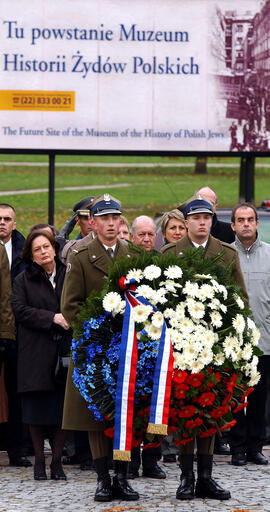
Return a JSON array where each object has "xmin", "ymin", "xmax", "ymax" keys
[{"xmin": 0, "ymin": 155, "xmax": 269, "ymax": 236}]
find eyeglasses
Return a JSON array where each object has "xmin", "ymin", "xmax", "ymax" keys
[{"xmin": 0, "ymin": 216, "xmax": 12, "ymax": 222}]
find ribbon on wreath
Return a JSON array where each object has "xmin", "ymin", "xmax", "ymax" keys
[{"xmin": 113, "ymin": 278, "xmax": 173, "ymax": 461}]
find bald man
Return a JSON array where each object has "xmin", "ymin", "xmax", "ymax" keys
[{"xmin": 130, "ymin": 216, "xmax": 156, "ymax": 252}]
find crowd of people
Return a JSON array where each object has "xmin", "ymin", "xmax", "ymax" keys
[{"xmin": 0, "ymin": 186, "xmax": 269, "ymax": 503}]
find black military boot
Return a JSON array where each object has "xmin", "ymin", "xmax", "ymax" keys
[
  {"xmin": 176, "ymin": 454, "xmax": 195, "ymax": 500},
  {"xmin": 94, "ymin": 457, "xmax": 112, "ymax": 502},
  {"xmin": 195, "ymin": 454, "xmax": 231, "ymax": 500},
  {"xmin": 112, "ymin": 461, "xmax": 139, "ymax": 501}
]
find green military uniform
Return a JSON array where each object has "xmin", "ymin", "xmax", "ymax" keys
[
  {"xmin": 61, "ymin": 236, "xmax": 132, "ymax": 432},
  {"xmin": 0, "ymin": 242, "xmax": 15, "ymax": 340},
  {"xmin": 161, "ymin": 234, "xmax": 248, "ymax": 301}
]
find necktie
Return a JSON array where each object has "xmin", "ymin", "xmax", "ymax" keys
[{"xmin": 107, "ymin": 247, "xmax": 113, "ymax": 258}]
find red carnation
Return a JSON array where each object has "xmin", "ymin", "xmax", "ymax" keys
[
  {"xmin": 178, "ymin": 405, "xmax": 196, "ymax": 418},
  {"xmin": 210, "ymin": 405, "xmax": 229, "ymax": 419},
  {"xmin": 240, "ymin": 387, "xmax": 254, "ymax": 402},
  {"xmin": 199, "ymin": 428, "xmax": 217, "ymax": 438},
  {"xmin": 173, "ymin": 370, "xmax": 188, "ymax": 384},
  {"xmin": 233, "ymin": 403, "xmax": 247, "ymax": 413},
  {"xmin": 227, "ymin": 374, "xmax": 238, "ymax": 392},
  {"xmin": 222, "ymin": 392, "xmax": 233, "ymax": 405},
  {"xmin": 104, "ymin": 427, "xmax": 115, "ymax": 438},
  {"xmin": 220, "ymin": 420, "xmax": 237, "ymax": 431},
  {"xmin": 186, "ymin": 373, "xmax": 204, "ymax": 387},
  {"xmin": 167, "ymin": 426, "xmax": 178, "ymax": 434},
  {"xmin": 197, "ymin": 391, "xmax": 215, "ymax": 407},
  {"xmin": 174, "ymin": 384, "xmax": 189, "ymax": 400},
  {"xmin": 185, "ymin": 417, "xmax": 203, "ymax": 430}
]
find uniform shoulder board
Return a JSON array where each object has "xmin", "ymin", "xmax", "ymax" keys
[{"xmin": 220, "ymin": 241, "xmax": 236, "ymax": 252}]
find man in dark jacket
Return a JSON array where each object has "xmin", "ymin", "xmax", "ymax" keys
[{"xmin": 0, "ymin": 203, "xmax": 31, "ymax": 467}]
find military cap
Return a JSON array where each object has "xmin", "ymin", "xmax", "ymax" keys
[
  {"xmin": 73, "ymin": 197, "xmax": 94, "ymax": 216},
  {"xmin": 179, "ymin": 194, "xmax": 213, "ymax": 219},
  {"xmin": 91, "ymin": 194, "xmax": 122, "ymax": 217}
]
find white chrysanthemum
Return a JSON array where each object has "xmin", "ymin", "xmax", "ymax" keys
[
  {"xmin": 169, "ymin": 316, "xmax": 180, "ymax": 329},
  {"xmin": 197, "ymin": 284, "xmax": 215, "ymax": 302},
  {"xmin": 183, "ymin": 281, "xmax": 199, "ymax": 297},
  {"xmin": 189, "ymin": 358, "xmax": 205, "ymax": 373},
  {"xmin": 203, "ymin": 330, "xmax": 216, "ymax": 347},
  {"xmin": 178, "ymin": 317, "xmax": 195, "ymax": 334},
  {"xmin": 223, "ymin": 336, "xmax": 238, "ymax": 358},
  {"xmin": 218, "ymin": 284, "xmax": 228, "ymax": 300},
  {"xmin": 143, "ymin": 265, "xmax": 161, "ymax": 281},
  {"xmin": 251, "ymin": 327, "xmax": 260, "ymax": 346},
  {"xmin": 163, "ymin": 280, "xmax": 178, "ymax": 293},
  {"xmin": 210, "ymin": 279, "xmax": 220, "ymax": 292},
  {"xmin": 132, "ymin": 305, "xmax": 152, "ymax": 323},
  {"xmin": 103, "ymin": 292, "xmax": 122, "ymax": 312},
  {"xmin": 251, "ymin": 355, "xmax": 258, "ymax": 368},
  {"xmin": 247, "ymin": 317, "xmax": 256, "ymax": 331},
  {"xmin": 126, "ymin": 268, "xmax": 144, "ymax": 283},
  {"xmin": 241, "ymin": 343, "xmax": 253, "ymax": 361},
  {"xmin": 164, "ymin": 265, "xmax": 183, "ymax": 279},
  {"xmin": 208, "ymin": 298, "xmax": 220, "ymax": 311},
  {"xmin": 147, "ymin": 323, "xmax": 162, "ymax": 340},
  {"xmin": 214, "ymin": 353, "xmax": 225, "ymax": 366},
  {"xmin": 175, "ymin": 304, "xmax": 185, "ymax": 321},
  {"xmin": 152, "ymin": 311, "xmax": 164, "ymax": 328},
  {"xmin": 136, "ymin": 285, "xmax": 154, "ymax": 300},
  {"xmin": 210, "ymin": 311, "xmax": 223, "ymax": 328},
  {"xmin": 220, "ymin": 304, "xmax": 227, "ymax": 314},
  {"xmin": 193, "ymin": 328, "xmax": 205, "ymax": 343},
  {"xmin": 187, "ymin": 299, "xmax": 205, "ymax": 320},
  {"xmin": 248, "ymin": 372, "xmax": 261, "ymax": 386},
  {"xmin": 233, "ymin": 314, "xmax": 246, "ymax": 334},
  {"xmin": 234, "ymin": 294, "xmax": 245, "ymax": 310},
  {"xmin": 114, "ymin": 300, "xmax": 126, "ymax": 315},
  {"xmin": 164, "ymin": 308, "xmax": 176, "ymax": 319},
  {"xmin": 195, "ymin": 273, "xmax": 212, "ymax": 280},
  {"xmin": 200, "ymin": 348, "xmax": 213, "ymax": 365},
  {"xmin": 154, "ymin": 288, "xmax": 167, "ymax": 304}
]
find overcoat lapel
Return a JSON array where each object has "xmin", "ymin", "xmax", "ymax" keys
[{"xmin": 87, "ymin": 237, "xmax": 111, "ymax": 274}]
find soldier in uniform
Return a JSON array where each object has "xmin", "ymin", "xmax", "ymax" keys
[
  {"xmin": 61, "ymin": 194, "xmax": 139, "ymax": 503},
  {"xmin": 0, "ymin": 242, "xmax": 16, "ymax": 421},
  {"xmin": 161, "ymin": 197, "xmax": 247, "ymax": 501}
]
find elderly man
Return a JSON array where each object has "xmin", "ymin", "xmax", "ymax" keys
[
  {"xmin": 130, "ymin": 215, "xmax": 156, "ymax": 252},
  {"xmin": 229, "ymin": 203, "xmax": 270, "ymax": 466},
  {"xmin": 162, "ymin": 197, "xmax": 247, "ymax": 501},
  {"xmin": 61, "ymin": 194, "xmax": 139, "ymax": 503}
]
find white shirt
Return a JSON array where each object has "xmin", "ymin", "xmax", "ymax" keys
[
  {"xmin": 103, "ymin": 244, "xmax": 117, "ymax": 256},
  {"xmin": 192, "ymin": 239, "xmax": 208, "ymax": 249},
  {"xmin": 4, "ymin": 238, "xmax": 12, "ymax": 268},
  {"xmin": 48, "ymin": 265, "xmax": 56, "ymax": 289}
]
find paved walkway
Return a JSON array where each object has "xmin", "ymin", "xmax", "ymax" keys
[{"xmin": 1, "ymin": 448, "xmax": 270, "ymax": 512}]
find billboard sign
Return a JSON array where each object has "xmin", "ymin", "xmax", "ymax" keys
[{"xmin": 0, "ymin": 0, "xmax": 266, "ymax": 152}]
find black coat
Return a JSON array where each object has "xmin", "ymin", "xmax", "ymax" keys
[
  {"xmin": 11, "ymin": 230, "xmax": 25, "ymax": 285},
  {"xmin": 11, "ymin": 258, "xmax": 72, "ymax": 393},
  {"xmin": 210, "ymin": 214, "xmax": 235, "ymax": 244}
]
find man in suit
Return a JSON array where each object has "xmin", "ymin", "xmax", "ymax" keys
[
  {"xmin": 196, "ymin": 187, "xmax": 235, "ymax": 244},
  {"xmin": 0, "ymin": 203, "xmax": 31, "ymax": 467},
  {"xmin": 61, "ymin": 194, "xmax": 139, "ymax": 503},
  {"xmin": 161, "ymin": 197, "xmax": 247, "ymax": 501}
]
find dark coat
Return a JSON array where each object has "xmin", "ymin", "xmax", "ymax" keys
[
  {"xmin": 211, "ymin": 214, "xmax": 235, "ymax": 244},
  {"xmin": 61, "ymin": 237, "xmax": 133, "ymax": 431},
  {"xmin": 0, "ymin": 243, "xmax": 15, "ymax": 340},
  {"xmin": 11, "ymin": 230, "xmax": 25, "ymax": 285},
  {"xmin": 11, "ymin": 258, "xmax": 72, "ymax": 394}
]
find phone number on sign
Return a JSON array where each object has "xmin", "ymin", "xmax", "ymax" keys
[{"xmin": 0, "ymin": 90, "xmax": 75, "ymax": 111}]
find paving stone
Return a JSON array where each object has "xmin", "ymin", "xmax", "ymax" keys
[{"xmin": 0, "ymin": 448, "xmax": 269, "ymax": 512}]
